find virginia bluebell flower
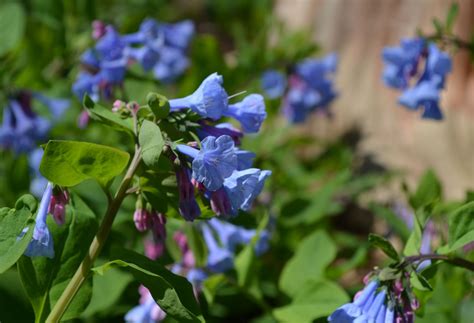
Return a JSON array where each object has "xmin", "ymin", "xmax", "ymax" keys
[
  {"xmin": 175, "ymin": 166, "xmax": 201, "ymax": 221},
  {"xmin": 125, "ymin": 285, "xmax": 166, "ymax": 323},
  {"xmin": 124, "ymin": 18, "xmax": 194, "ymax": 82},
  {"xmin": 235, "ymin": 148, "xmax": 255, "ymax": 170},
  {"xmin": 23, "ymin": 182, "xmax": 55, "ymax": 258},
  {"xmin": 328, "ymin": 280, "xmax": 392, "ymax": 322},
  {"xmin": 224, "ymin": 94, "xmax": 267, "ymax": 133},
  {"xmin": 222, "ymin": 168, "xmax": 272, "ymax": 215},
  {"xmin": 176, "ymin": 135, "xmax": 237, "ymax": 191},
  {"xmin": 281, "ymin": 54, "xmax": 338, "ymax": 123},
  {"xmin": 197, "ymin": 122, "xmax": 243, "ymax": 145},
  {"xmin": 48, "ymin": 188, "xmax": 69, "ymax": 226},
  {"xmin": 382, "ymin": 38, "xmax": 452, "ymax": 120},
  {"xmin": 169, "ymin": 73, "xmax": 229, "ymax": 120},
  {"xmin": 201, "ymin": 223, "xmax": 235, "ymax": 273},
  {"xmin": 207, "ymin": 218, "xmax": 270, "ymax": 256},
  {"xmin": 0, "ymin": 92, "xmax": 54, "ymax": 154},
  {"xmin": 261, "ymin": 70, "xmax": 287, "ymax": 99}
]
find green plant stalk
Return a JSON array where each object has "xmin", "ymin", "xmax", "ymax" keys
[{"xmin": 46, "ymin": 146, "xmax": 142, "ymax": 323}]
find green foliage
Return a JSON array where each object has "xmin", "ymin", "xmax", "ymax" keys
[
  {"xmin": 18, "ymin": 193, "xmax": 98, "ymax": 322},
  {"xmin": 0, "ymin": 2, "xmax": 25, "ymax": 56},
  {"xmin": 40, "ymin": 140, "xmax": 130, "ymax": 187},
  {"xmin": 93, "ymin": 248, "xmax": 203, "ymax": 322},
  {"xmin": 439, "ymin": 201, "xmax": 474, "ymax": 253},
  {"xmin": 279, "ymin": 230, "xmax": 337, "ymax": 297},
  {"xmin": 409, "ymin": 169, "xmax": 442, "ymax": 209},
  {"xmin": 368, "ymin": 233, "xmax": 400, "ymax": 261},
  {"xmin": 138, "ymin": 120, "xmax": 165, "ymax": 168},
  {"xmin": 0, "ymin": 195, "xmax": 36, "ymax": 273},
  {"xmin": 273, "ymin": 280, "xmax": 349, "ymax": 323},
  {"xmin": 83, "ymin": 95, "xmax": 135, "ymax": 134}
]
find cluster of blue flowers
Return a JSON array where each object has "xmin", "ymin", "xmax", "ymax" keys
[
  {"xmin": 170, "ymin": 73, "xmax": 271, "ymax": 220},
  {"xmin": 329, "ymin": 276, "xmax": 422, "ymax": 323},
  {"xmin": 260, "ymin": 53, "xmax": 338, "ymax": 123},
  {"xmin": 329, "ymin": 280, "xmax": 394, "ymax": 322},
  {"xmin": 73, "ymin": 18, "xmax": 194, "ymax": 102},
  {"xmin": 382, "ymin": 38, "xmax": 452, "ymax": 120}
]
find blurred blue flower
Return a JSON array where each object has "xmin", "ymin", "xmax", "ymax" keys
[
  {"xmin": 28, "ymin": 148, "xmax": 47, "ymax": 198},
  {"xmin": 382, "ymin": 38, "xmax": 425, "ymax": 89},
  {"xmin": 177, "ymin": 135, "xmax": 237, "ymax": 191},
  {"xmin": 225, "ymin": 94, "xmax": 267, "ymax": 133},
  {"xmin": 169, "ymin": 73, "xmax": 229, "ymax": 120},
  {"xmin": 282, "ymin": 54, "xmax": 338, "ymax": 123},
  {"xmin": 175, "ymin": 166, "xmax": 201, "ymax": 221},
  {"xmin": 23, "ymin": 182, "xmax": 55, "ymax": 258},
  {"xmin": 0, "ymin": 91, "xmax": 69, "ymax": 154},
  {"xmin": 125, "ymin": 285, "xmax": 166, "ymax": 323},
  {"xmin": 207, "ymin": 218, "xmax": 270, "ymax": 256},
  {"xmin": 124, "ymin": 18, "xmax": 194, "ymax": 82},
  {"xmin": 382, "ymin": 38, "xmax": 452, "ymax": 120},
  {"xmin": 202, "ymin": 224, "xmax": 234, "ymax": 272},
  {"xmin": 261, "ymin": 70, "xmax": 287, "ymax": 99}
]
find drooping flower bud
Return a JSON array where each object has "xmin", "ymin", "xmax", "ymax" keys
[{"xmin": 48, "ymin": 187, "xmax": 69, "ymax": 226}]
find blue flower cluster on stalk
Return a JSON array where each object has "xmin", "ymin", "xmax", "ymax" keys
[
  {"xmin": 169, "ymin": 73, "xmax": 270, "ymax": 220},
  {"xmin": 73, "ymin": 18, "xmax": 194, "ymax": 102},
  {"xmin": 329, "ymin": 274, "xmax": 421, "ymax": 322},
  {"xmin": 382, "ymin": 38, "xmax": 452, "ymax": 120},
  {"xmin": 260, "ymin": 54, "xmax": 338, "ymax": 123}
]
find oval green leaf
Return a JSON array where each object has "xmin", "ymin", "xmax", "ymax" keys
[{"xmin": 39, "ymin": 140, "xmax": 130, "ymax": 187}]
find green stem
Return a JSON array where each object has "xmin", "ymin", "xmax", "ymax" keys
[
  {"xmin": 403, "ymin": 254, "xmax": 474, "ymax": 271},
  {"xmin": 46, "ymin": 147, "xmax": 142, "ymax": 323}
]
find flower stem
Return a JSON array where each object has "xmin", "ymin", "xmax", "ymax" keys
[
  {"xmin": 403, "ymin": 254, "xmax": 474, "ymax": 271},
  {"xmin": 46, "ymin": 147, "xmax": 142, "ymax": 323}
]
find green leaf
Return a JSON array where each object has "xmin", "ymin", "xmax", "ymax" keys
[
  {"xmin": 409, "ymin": 169, "xmax": 442, "ymax": 209},
  {"xmin": 235, "ymin": 214, "xmax": 269, "ymax": 288},
  {"xmin": 40, "ymin": 140, "xmax": 130, "ymax": 187},
  {"xmin": 183, "ymin": 223, "xmax": 208, "ymax": 268},
  {"xmin": 369, "ymin": 203, "xmax": 411, "ymax": 241},
  {"xmin": 94, "ymin": 248, "xmax": 203, "ymax": 322},
  {"xmin": 442, "ymin": 201, "xmax": 474, "ymax": 253},
  {"xmin": 404, "ymin": 210, "xmax": 424, "ymax": 256},
  {"xmin": 411, "ymin": 271, "xmax": 433, "ymax": 291},
  {"xmin": 0, "ymin": 195, "xmax": 37, "ymax": 274},
  {"xmin": 147, "ymin": 92, "xmax": 170, "ymax": 119},
  {"xmin": 0, "ymin": 3, "xmax": 25, "ymax": 56},
  {"xmin": 368, "ymin": 233, "xmax": 400, "ymax": 261},
  {"xmin": 432, "ymin": 18, "xmax": 444, "ymax": 35},
  {"xmin": 83, "ymin": 95, "xmax": 134, "ymax": 134},
  {"xmin": 82, "ymin": 267, "xmax": 133, "ymax": 317},
  {"xmin": 279, "ymin": 230, "xmax": 336, "ymax": 297},
  {"xmin": 18, "ymin": 193, "xmax": 98, "ymax": 322},
  {"xmin": 282, "ymin": 171, "xmax": 350, "ymax": 226},
  {"xmin": 273, "ymin": 280, "xmax": 349, "ymax": 323},
  {"xmin": 138, "ymin": 120, "xmax": 165, "ymax": 168},
  {"xmin": 202, "ymin": 274, "xmax": 226, "ymax": 305},
  {"xmin": 445, "ymin": 3, "xmax": 459, "ymax": 33}
]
